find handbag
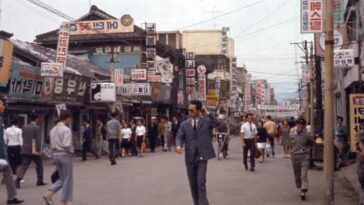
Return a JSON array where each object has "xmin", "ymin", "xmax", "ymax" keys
[
  {"xmin": 141, "ymin": 142, "xmax": 147, "ymax": 153},
  {"xmin": 255, "ymin": 147, "xmax": 262, "ymax": 159}
]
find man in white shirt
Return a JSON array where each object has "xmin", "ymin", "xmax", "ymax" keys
[
  {"xmin": 240, "ymin": 113, "xmax": 258, "ymax": 172},
  {"xmin": 4, "ymin": 118, "xmax": 23, "ymax": 174}
]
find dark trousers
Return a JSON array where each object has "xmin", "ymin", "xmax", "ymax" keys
[
  {"xmin": 108, "ymin": 139, "xmax": 119, "ymax": 163},
  {"xmin": 186, "ymin": 159, "xmax": 209, "ymax": 205},
  {"xmin": 7, "ymin": 145, "xmax": 22, "ymax": 174},
  {"xmin": 149, "ymin": 136, "xmax": 156, "ymax": 152},
  {"xmin": 17, "ymin": 154, "xmax": 44, "ymax": 183},
  {"xmin": 82, "ymin": 141, "xmax": 97, "ymax": 160},
  {"xmin": 268, "ymin": 134, "xmax": 275, "ymax": 156},
  {"xmin": 243, "ymin": 139, "xmax": 256, "ymax": 169}
]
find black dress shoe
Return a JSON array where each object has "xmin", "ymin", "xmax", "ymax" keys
[
  {"xmin": 111, "ymin": 160, "xmax": 117, "ymax": 165},
  {"xmin": 244, "ymin": 164, "xmax": 248, "ymax": 170},
  {"xmin": 36, "ymin": 182, "xmax": 47, "ymax": 186},
  {"xmin": 7, "ymin": 197, "xmax": 24, "ymax": 204},
  {"xmin": 300, "ymin": 192, "xmax": 306, "ymax": 201},
  {"xmin": 250, "ymin": 168, "xmax": 255, "ymax": 172}
]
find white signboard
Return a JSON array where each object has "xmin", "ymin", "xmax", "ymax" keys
[
  {"xmin": 56, "ymin": 25, "xmax": 70, "ymax": 66},
  {"xmin": 41, "ymin": 62, "xmax": 63, "ymax": 77},
  {"xmin": 120, "ymin": 83, "xmax": 151, "ymax": 96},
  {"xmin": 301, "ymin": 0, "xmax": 324, "ymax": 33},
  {"xmin": 257, "ymin": 104, "xmax": 300, "ymax": 111},
  {"xmin": 64, "ymin": 18, "xmax": 134, "ymax": 35},
  {"xmin": 334, "ymin": 49, "xmax": 355, "ymax": 68},
  {"xmin": 131, "ymin": 69, "xmax": 147, "ymax": 80},
  {"xmin": 55, "ymin": 104, "xmax": 67, "ymax": 117},
  {"xmin": 91, "ymin": 83, "xmax": 116, "ymax": 102}
]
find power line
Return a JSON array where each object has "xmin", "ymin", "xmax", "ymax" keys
[
  {"xmin": 177, "ymin": 0, "xmax": 267, "ymax": 30},
  {"xmin": 26, "ymin": 0, "xmax": 75, "ymax": 21},
  {"xmin": 235, "ymin": 0, "xmax": 291, "ymax": 38}
]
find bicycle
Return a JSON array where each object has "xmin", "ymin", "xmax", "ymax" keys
[{"xmin": 216, "ymin": 132, "xmax": 228, "ymax": 160}]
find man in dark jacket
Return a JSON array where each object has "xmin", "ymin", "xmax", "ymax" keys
[
  {"xmin": 148, "ymin": 117, "xmax": 158, "ymax": 153},
  {"xmin": 0, "ymin": 98, "xmax": 24, "ymax": 204},
  {"xmin": 81, "ymin": 119, "xmax": 98, "ymax": 161},
  {"xmin": 16, "ymin": 112, "xmax": 46, "ymax": 188},
  {"xmin": 171, "ymin": 116, "xmax": 181, "ymax": 146}
]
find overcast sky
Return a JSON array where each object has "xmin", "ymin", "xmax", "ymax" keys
[{"xmin": 2, "ymin": 0, "xmax": 313, "ymax": 99}]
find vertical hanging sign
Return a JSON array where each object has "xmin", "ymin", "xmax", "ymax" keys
[
  {"xmin": 197, "ymin": 65, "xmax": 207, "ymax": 103},
  {"xmin": 56, "ymin": 25, "xmax": 70, "ymax": 67},
  {"xmin": 301, "ymin": 0, "xmax": 323, "ymax": 33}
]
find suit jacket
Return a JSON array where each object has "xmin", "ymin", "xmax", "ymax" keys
[
  {"xmin": 176, "ymin": 113, "xmax": 220, "ymax": 163},
  {"xmin": 148, "ymin": 123, "xmax": 159, "ymax": 138},
  {"xmin": 0, "ymin": 116, "xmax": 7, "ymax": 159},
  {"xmin": 21, "ymin": 122, "xmax": 41, "ymax": 155},
  {"xmin": 172, "ymin": 121, "xmax": 181, "ymax": 137}
]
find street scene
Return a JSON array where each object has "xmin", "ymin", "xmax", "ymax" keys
[{"xmin": 0, "ymin": 0, "xmax": 363, "ymax": 205}]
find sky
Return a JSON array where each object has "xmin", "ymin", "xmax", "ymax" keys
[{"xmin": 2, "ymin": 0, "xmax": 313, "ymax": 100}]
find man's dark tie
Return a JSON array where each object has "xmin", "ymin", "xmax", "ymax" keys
[{"xmin": 193, "ymin": 120, "xmax": 197, "ymax": 133}]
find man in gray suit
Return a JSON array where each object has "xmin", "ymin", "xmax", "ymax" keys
[
  {"xmin": 16, "ymin": 113, "xmax": 46, "ymax": 188},
  {"xmin": 176, "ymin": 100, "xmax": 220, "ymax": 205}
]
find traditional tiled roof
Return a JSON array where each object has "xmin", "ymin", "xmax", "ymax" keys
[{"xmin": 11, "ymin": 39, "xmax": 110, "ymax": 79}]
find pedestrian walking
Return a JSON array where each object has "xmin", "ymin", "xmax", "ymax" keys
[
  {"xmin": 16, "ymin": 112, "xmax": 46, "ymax": 188},
  {"xmin": 43, "ymin": 110, "xmax": 74, "ymax": 205},
  {"xmin": 216, "ymin": 114, "xmax": 229, "ymax": 157},
  {"xmin": 135, "ymin": 119, "xmax": 146, "ymax": 157},
  {"xmin": 335, "ymin": 116, "xmax": 348, "ymax": 169},
  {"xmin": 240, "ymin": 113, "xmax": 257, "ymax": 171},
  {"xmin": 176, "ymin": 100, "xmax": 220, "ymax": 205},
  {"xmin": 81, "ymin": 119, "xmax": 98, "ymax": 161},
  {"xmin": 106, "ymin": 112, "xmax": 121, "ymax": 165},
  {"xmin": 289, "ymin": 117, "xmax": 314, "ymax": 201},
  {"xmin": 264, "ymin": 115, "xmax": 278, "ymax": 157},
  {"xmin": 171, "ymin": 116, "xmax": 180, "ymax": 146},
  {"xmin": 95, "ymin": 118, "xmax": 105, "ymax": 158},
  {"xmin": 281, "ymin": 120, "xmax": 291, "ymax": 157},
  {"xmin": 4, "ymin": 118, "xmax": 23, "ymax": 175},
  {"xmin": 120, "ymin": 122, "xmax": 132, "ymax": 157},
  {"xmin": 256, "ymin": 120, "xmax": 268, "ymax": 163},
  {"xmin": 356, "ymin": 119, "xmax": 364, "ymax": 205},
  {"xmin": 0, "ymin": 98, "xmax": 24, "ymax": 204},
  {"xmin": 148, "ymin": 117, "xmax": 158, "ymax": 153},
  {"xmin": 130, "ymin": 121, "xmax": 138, "ymax": 156}
]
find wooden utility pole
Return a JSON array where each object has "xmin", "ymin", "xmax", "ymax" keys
[
  {"xmin": 323, "ymin": 0, "xmax": 335, "ymax": 204},
  {"xmin": 304, "ymin": 40, "xmax": 310, "ymax": 122},
  {"xmin": 310, "ymin": 42, "xmax": 315, "ymax": 135}
]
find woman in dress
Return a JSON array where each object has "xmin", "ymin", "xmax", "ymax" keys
[
  {"xmin": 281, "ymin": 120, "xmax": 291, "ymax": 157},
  {"xmin": 120, "ymin": 122, "xmax": 132, "ymax": 157},
  {"xmin": 256, "ymin": 120, "xmax": 268, "ymax": 163}
]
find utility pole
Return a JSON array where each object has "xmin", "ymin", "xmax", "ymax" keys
[
  {"xmin": 310, "ymin": 42, "xmax": 315, "ymax": 136},
  {"xmin": 304, "ymin": 40, "xmax": 310, "ymax": 123},
  {"xmin": 323, "ymin": 0, "xmax": 335, "ymax": 204},
  {"xmin": 107, "ymin": 47, "xmax": 119, "ymax": 113}
]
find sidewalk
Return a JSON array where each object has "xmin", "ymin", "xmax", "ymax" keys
[{"xmin": 335, "ymin": 163, "xmax": 360, "ymax": 204}]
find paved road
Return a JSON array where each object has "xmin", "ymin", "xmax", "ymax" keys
[{"xmin": 0, "ymin": 137, "xmax": 355, "ymax": 205}]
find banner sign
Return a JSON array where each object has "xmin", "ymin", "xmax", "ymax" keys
[
  {"xmin": 333, "ymin": 0, "xmax": 344, "ymax": 24},
  {"xmin": 52, "ymin": 73, "xmax": 89, "ymax": 103},
  {"xmin": 131, "ymin": 69, "xmax": 147, "ymax": 80},
  {"xmin": 186, "ymin": 69, "xmax": 196, "ymax": 77},
  {"xmin": 0, "ymin": 39, "xmax": 13, "ymax": 87},
  {"xmin": 92, "ymin": 45, "xmax": 142, "ymax": 56},
  {"xmin": 41, "ymin": 62, "xmax": 63, "ymax": 77},
  {"xmin": 257, "ymin": 104, "xmax": 300, "ymax": 110},
  {"xmin": 115, "ymin": 69, "xmax": 124, "ymax": 86},
  {"xmin": 156, "ymin": 56, "xmax": 174, "ymax": 83},
  {"xmin": 334, "ymin": 49, "xmax": 354, "ymax": 68},
  {"xmin": 147, "ymin": 71, "xmax": 162, "ymax": 82},
  {"xmin": 9, "ymin": 63, "xmax": 45, "ymax": 101},
  {"xmin": 301, "ymin": 0, "xmax": 323, "ymax": 33},
  {"xmin": 264, "ymin": 111, "xmax": 299, "ymax": 118},
  {"xmin": 56, "ymin": 25, "xmax": 70, "ymax": 66},
  {"xmin": 119, "ymin": 83, "xmax": 151, "ymax": 96},
  {"xmin": 198, "ymin": 75, "xmax": 206, "ymax": 102},
  {"xmin": 177, "ymin": 90, "xmax": 184, "ymax": 105},
  {"xmin": 90, "ymin": 83, "xmax": 116, "ymax": 102},
  {"xmin": 350, "ymin": 94, "xmax": 364, "ymax": 151},
  {"xmin": 64, "ymin": 17, "xmax": 134, "ymax": 35}
]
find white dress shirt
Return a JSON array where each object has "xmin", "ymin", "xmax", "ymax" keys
[
  {"xmin": 240, "ymin": 122, "xmax": 257, "ymax": 139},
  {"xmin": 4, "ymin": 125, "xmax": 23, "ymax": 146},
  {"xmin": 121, "ymin": 128, "xmax": 132, "ymax": 139},
  {"xmin": 135, "ymin": 125, "xmax": 146, "ymax": 136}
]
